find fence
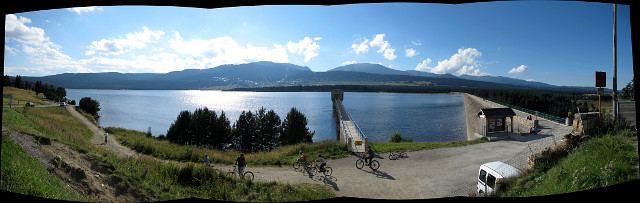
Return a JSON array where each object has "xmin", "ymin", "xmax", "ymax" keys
[
  {"xmin": 334, "ymin": 99, "xmax": 367, "ymax": 152},
  {"xmin": 448, "ymin": 122, "xmax": 569, "ymax": 197},
  {"xmin": 488, "ymin": 99, "xmax": 566, "ymax": 124}
]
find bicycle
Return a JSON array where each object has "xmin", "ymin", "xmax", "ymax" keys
[
  {"xmin": 355, "ymin": 153, "xmax": 379, "ymax": 170},
  {"xmin": 389, "ymin": 150, "xmax": 407, "ymax": 160},
  {"xmin": 311, "ymin": 161, "xmax": 333, "ymax": 176},
  {"xmin": 227, "ymin": 165, "xmax": 254, "ymax": 181}
]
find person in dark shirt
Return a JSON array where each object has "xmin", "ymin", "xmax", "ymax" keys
[
  {"xmin": 364, "ymin": 146, "xmax": 375, "ymax": 166},
  {"xmin": 235, "ymin": 154, "xmax": 246, "ymax": 176}
]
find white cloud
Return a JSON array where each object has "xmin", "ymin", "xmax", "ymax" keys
[
  {"xmin": 351, "ymin": 39, "xmax": 369, "ymax": 54},
  {"xmin": 341, "ymin": 61, "xmax": 358, "ymax": 65},
  {"xmin": 405, "ymin": 48, "xmax": 418, "ymax": 57},
  {"xmin": 5, "ymin": 45, "xmax": 18, "ymax": 56},
  {"xmin": 286, "ymin": 37, "xmax": 321, "ymax": 62},
  {"xmin": 85, "ymin": 26, "xmax": 165, "ymax": 56},
  {"xmin": 67, "ymin": 7, "xmax": 102, "ymax": 14},
  {"xmin": 168, "ymin": 31, "xmax": 291, "ymax": 68},
  {"xmin": 5, "ymin": 14, "xmax": 48, "ymax": 44},
  {"xmin": 508, "ymin": 65, "xmax": 529, "ymax": 74},
  {"xmin": 415, "ymin": 58, "xmax": 432, "ymax": 71},
  {"xmin": 411, "ymin": 40, "xmax": 422, "ymax": 46},
  {"xmin": 415, "ymin": 47, "xmax": 488, "ymax": 76},
  {"xmin": 369, "ymin": 34, "xmax": 396, "ymax": 60},
  {"xmin": 525, "ymin": 78, "xmax": 536, "ymax": 82}
]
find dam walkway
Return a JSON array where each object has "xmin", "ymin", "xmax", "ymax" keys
[{"xmin": 332, "ymin": 90, "xmax": 367, "ymax": 153}]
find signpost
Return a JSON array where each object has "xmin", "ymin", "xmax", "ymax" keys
[
  {"xmin": 3, "ymin": 94, "xmax": 13, "ymax": 108},
  {"xmin": 595, "ymin": 71, "xmax": 606, "ymax": 117}
]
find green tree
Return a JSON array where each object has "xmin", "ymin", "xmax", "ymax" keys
[
  {"xmin": 3, "ymin": 75, "xmax": 11, "ymax": 86},
  {"xmin": 280, "ymin": 107, "xmax": 314, "ymax": 145},
  {"xmin": 13, "ymin": 75, "xmax": 23, "ymax": 89},
  {"xmin": 232, "ymin": 110, "xmax": 258, "ymax": 152},
  {"xmin": 77, "ymin": 97, "xmax": 101, "ymax": 117},
  {"xmin": 256, "ymin": 107, "xmax": 281, "ymax": 151},
  {"xmin": 166, "ymin": 110, "xmax": 192, "ymax": 145},
  {"xmin": 622, "ymin": 79, "xmax": 634, "ymax": 100},
  {"xmin": 209, "ymin": 111, "xmax": 231, "ymax": 150}
]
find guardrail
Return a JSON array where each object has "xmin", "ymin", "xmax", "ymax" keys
[
  {"xmin": 487, "ymin": 99, "xmax": 566, "ymax": 124},
  {"xmin": 334, "ymin": 99, "xmax": 367, "ymax": 152}
]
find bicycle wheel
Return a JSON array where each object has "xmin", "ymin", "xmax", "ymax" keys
[
  {"xmin": 227, "ymin": 171, "xmax": 236, "ymax": 179},
  {"xmin": 370, "ymin": 160, "xmax": 380, "ymax": 170},
  {"xmin": 355, "ymin": 159, "xmax": 364, "ymax": 169},
  {"xmin": 243, "ymin": 171, "xmax": 254, "ymax": 181},
  {"xmin": 311, "ymin": 166, "xmax": 318, "ymax": 176},
  {"xmin": 323, "ymin": 167, "xmax": 333, "ymax": 176},
  {"xmin": 293, "ymin": 161, "xmax": 301, "ymax": 170}
]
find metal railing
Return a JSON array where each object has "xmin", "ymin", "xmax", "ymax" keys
[{"xmin": 334, "ymin": 99, "xmax": 367, "ymax": 151}]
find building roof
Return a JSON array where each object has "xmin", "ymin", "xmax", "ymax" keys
[{"xmin": 480, "ymin": 108, "xmax": 516, "ymax": 117}]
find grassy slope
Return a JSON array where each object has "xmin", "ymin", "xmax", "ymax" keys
[
  {"xmin": 497, "ymin": 128, "xmax": 639, "ymax": 197},
  {"xmin": 2, "ymin": 105, "xmax": 335, "ymax": 201}
]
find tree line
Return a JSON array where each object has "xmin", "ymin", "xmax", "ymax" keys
[
  {"xmin": 164, "ymin": 107, "xmax": 314, "ymax": 153},
  {"xmin": 4, "ymin": 75, "xmax": 67, "ymax": 102}
]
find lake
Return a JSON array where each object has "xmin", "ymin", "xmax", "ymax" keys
[{"xmin": 66, "ymin": 90, "xmax": 467, "ymax": 142}]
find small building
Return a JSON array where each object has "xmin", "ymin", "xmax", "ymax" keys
[{"xmin": 478, "ymin": 108, "xmax": 516, "ymax": 139}]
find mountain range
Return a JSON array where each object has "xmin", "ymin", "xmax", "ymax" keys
[{"xmin": 20, "ymin": 61, "xmax": 598, "ymax": 91}]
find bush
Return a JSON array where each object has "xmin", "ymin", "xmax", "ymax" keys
[
  {"xmin": 389, "ymin": 131, "xmax": 412, "ymax": 143},
  {"xmin": 77, "ymin": 97, "xmax": 100, "ymax": 117}
]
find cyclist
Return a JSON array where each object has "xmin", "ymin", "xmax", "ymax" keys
[
  {"xmin": 315, "ymin": 153, "xmax": 327, "ymax": 173},
  {"xmin": 363, "ymin": 146, "xmax": 375, "ymax": 166},
  {"xmin": 234, "ymin": 153, "xmax": 246, "ymax": 177},
  {"xmin": 204, "ymin": 154, "xmax": 210, "ymax": 166},
  {"xmin": 297, "ymin": 150, "xmax": 307, "ymax": 163}
]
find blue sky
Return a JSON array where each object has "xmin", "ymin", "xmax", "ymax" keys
[{"xmin": 4, "ymin": 2, "xmax": 634, "ymax": 88}]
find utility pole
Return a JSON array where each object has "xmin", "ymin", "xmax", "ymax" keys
[{"xmin": 612, "ymin": 4, "xmax": 618, "ymax": 121}]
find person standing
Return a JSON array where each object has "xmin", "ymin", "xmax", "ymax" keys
[
  {"xmin": 204, "ymin": 154, "xmax": 210, "ymax": 166},
  {"xmin": 235, "ymin": 154, "xmax": 246, "ymax": 177},
  {"xmin": 104, "ymin": 132, "xmax": 108, "ymax": 144}
]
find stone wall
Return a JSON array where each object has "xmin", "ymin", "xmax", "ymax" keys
[{"xmin": 463, "ymin": 93, "xmax": 535, "ymax": 140}]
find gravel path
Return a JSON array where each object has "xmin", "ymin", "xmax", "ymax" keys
[{"xmin": 5, "ymin": 103, "xmax": 573, "ymax": 200}]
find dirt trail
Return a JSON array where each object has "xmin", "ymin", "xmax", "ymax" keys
[
  {"xmin": 7, "ymin": 104, "xmax": 572, "ymax": 200},
  {"xmin": 65, "ymin": 106, "xmax": 137, "ymax": 157}
]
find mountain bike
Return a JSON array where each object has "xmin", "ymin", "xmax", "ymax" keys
[
  {"xmin": 355, "ymin": 153, "xmax": 379, "ymax": 170},
  {"xmin": 227, "ymin": 165, "xmax": 254, "ymax": 181},
  {"xmin": 311, "ymin": 161, "xmax": 333, "ymax": 176},
  {"xmin": 389, "ymin": 150, "xmax": 408, "ymax": 160}
]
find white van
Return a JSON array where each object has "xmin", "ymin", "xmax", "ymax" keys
[{"xmin": 477, "ymin": 161, "xmax": 521, "ymax": 196}]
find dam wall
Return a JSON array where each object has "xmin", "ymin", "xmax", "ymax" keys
[{"xmin": 463, "ymin": 93, "xmax": 535, "ymax": 140}]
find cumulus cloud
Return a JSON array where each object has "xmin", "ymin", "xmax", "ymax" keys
[
  {"xmin": 341, "ymin": 60, "xmax": 358, "ymax": 65},
  {"xmin": 405, "ymin": 48, "xmax": 418, "ymax": 57},
  {"xmin": 350, "ymin": 34, "xmax": 396, "ymax": 60},
  {"xmin": 286, "ymin": 37, "xmax": 321, "ymax": 62},
  {"xmin": 67, "ymin": 7, "xmax": 102, "ymax": 14},
  {"xmin": 351, "ymin": 39, "xmax": 369, "ymax": 54},
  {"xmin": 5, "ymin": 14, "xmax": 76, "ymax": 70},
  {"xmin": 414, "ymin": 47, "xmax": 488, "ymax": 76},
  {"xmin": 85, "ymin": 26, "xmax": 165, "ymax": 56},
  {"xmin": 5, "ymin": 14, "xmax": 48, "ymax": 44},
  {"xmin": 415, "ymin": 58, "xmax": 432, "ymax": 71},
  {"xmin": 370, "ymin": 34, "xmax": 396, "ymax": 60},
  {"xmin": 508, "ymin": 65, "xmax": 529, "ymax": 74},
  {"xmin": 168, "ymin": 31, "xmax": 291, "ymax": 68}
]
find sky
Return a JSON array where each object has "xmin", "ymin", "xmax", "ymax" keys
[{"xmin": 3, "ymin": 2, "xmax": 634, "ymax": 88}]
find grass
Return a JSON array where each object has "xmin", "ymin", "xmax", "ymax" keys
[
  {"xmin": 369, "ymin": 137, "xmax": 489, "ymax": 153},
  {"xmin": 496, "ymin": 127, "xmax": 638, "ymax": 197},
  {"xmin": 2, "ymin": 105, "xmax": 336, "ymax": 201},
  {"xmin": 1, "ymin": 131, "xmax": 88, "ymax": 201},
  {"xmin": 105, "ymin": 126, "xmax": 351, "ymax": 166},
  {"xmin": 2, "ymin": 86, "xmax": 49, "ymax": 107}
]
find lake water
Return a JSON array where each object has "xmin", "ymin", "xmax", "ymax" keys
[{"xmin": 66, "ymin": 90, "xmax": 467, "ymax": 142}]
